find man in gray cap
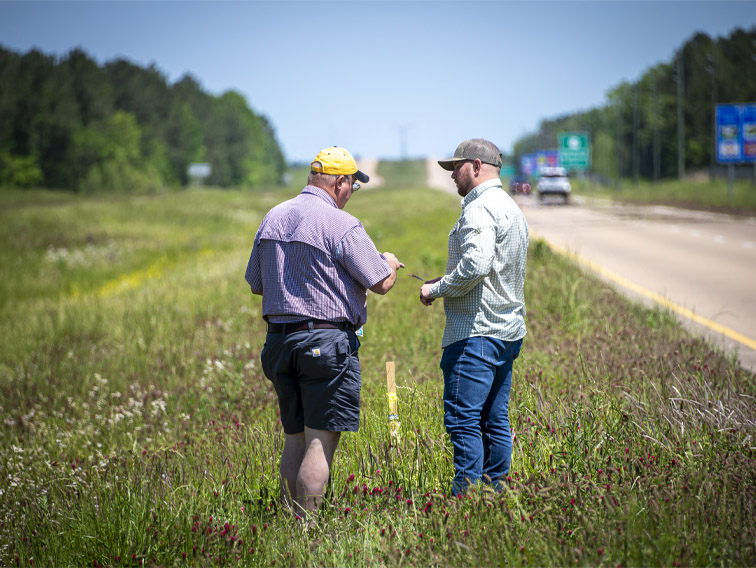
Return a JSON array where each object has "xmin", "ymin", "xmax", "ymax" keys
[{"xmin": 419, "ymin": 138, "xmax": 529, "ymax": 496}]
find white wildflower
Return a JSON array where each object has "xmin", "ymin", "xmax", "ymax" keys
[{"xmin": 151, "ymin": 399, "xmax": 167, "ymax": 416}]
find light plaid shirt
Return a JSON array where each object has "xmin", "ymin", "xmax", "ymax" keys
[{"xmin": 428, "ymin": 178, "xmax": 529, "ymax": 348}]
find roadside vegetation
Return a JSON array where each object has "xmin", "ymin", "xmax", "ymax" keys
[
  {"xmin": 1, "ymin": 180, "xmax": 754, "ymax": 566},
  {"xmin": 571, "ymin": 175, "xmax": 756, "ymax": 216}
]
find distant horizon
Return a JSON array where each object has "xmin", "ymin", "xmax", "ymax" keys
[{"xmin": 1, "ymin": 1, "xmax": 754, "ymax": 162}]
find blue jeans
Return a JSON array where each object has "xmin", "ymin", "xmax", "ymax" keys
[{"xmin": 440, "ymin": 336, "xmax": 522, "ymax": 496}]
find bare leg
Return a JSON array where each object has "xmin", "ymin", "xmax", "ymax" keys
[
  {"xmin": 279, "ymin": 432, "xmax": 306, "ymax": 511},
  {"xmin": 295, "ymin": 427, "xmax": 341, "ymax": 516}
]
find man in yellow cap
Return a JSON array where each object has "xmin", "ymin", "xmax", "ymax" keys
[{"xmin": 245, "ymin": 146, "xmax": 404, "ymax": 522}]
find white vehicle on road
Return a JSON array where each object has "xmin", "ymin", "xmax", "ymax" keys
[{"xmin": 536, "ymin": 166, "xmax": 571, "ymax": 203}]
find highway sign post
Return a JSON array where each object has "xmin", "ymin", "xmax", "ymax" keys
[
  {"xmin": 187, "ymin": 162, "xmax": 212, "ymax": 186},
  {"xmin": 500, "ymin": 163, "xmax": 515, "ymax": 178},
  {"xmin": 716, "ymin": 103, "xmax": 756, "ymax": 199},
  {"xmin": 558, "ymin": 132, "xmax": 591, "ymax": 171}
]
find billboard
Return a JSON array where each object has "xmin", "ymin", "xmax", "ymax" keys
[
  {"xmin": 521, "ymin": 150, "xmax": 559, "ymax": 176},
  {"xmin": 716, "ymin": 103, "xmax": 756, "ymax": 163},
  {"xmin": 520, "ymin": 154, "xmax": 537, "ymax": 176},
  {"xmin": 536, "ymin": 150, "xmax": 559, "ymax": 171}
]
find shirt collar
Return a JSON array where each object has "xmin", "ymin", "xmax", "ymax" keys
[
  {"xmin": 461, "ymin": 178, "xmax": 503, "ymax": 208},
  {"xmin": 302, "ymin": 185, "xmax": 338, "ymax": 208}
]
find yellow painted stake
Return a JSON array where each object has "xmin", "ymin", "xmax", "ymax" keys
[{"xmin": 386, "ymin": 361, "xmax": 401, "ymax": 441}]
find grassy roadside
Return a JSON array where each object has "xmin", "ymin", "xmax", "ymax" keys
[
  {"xmin": 0, "ymin": 183, "xmax": 754, "ymax": 566},
  {"xmin": 572, "ymin": 176, "xmax": 756, "ymax": 216}
]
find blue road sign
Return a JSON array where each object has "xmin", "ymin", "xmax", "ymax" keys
[{"xmin": 716, "ymin": 103, "xmax": 756, "ymax": 163}]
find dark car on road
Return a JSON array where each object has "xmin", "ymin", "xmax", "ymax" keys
[{"xmin": 509, "ymin": 175, "xmax": 531, "ymax": 195}]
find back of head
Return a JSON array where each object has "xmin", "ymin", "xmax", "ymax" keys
[{"xmin": 308, "ymin": 162, "xmax": 338, "ymax": 188}]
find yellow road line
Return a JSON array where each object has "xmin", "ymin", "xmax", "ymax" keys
[{"xmin": 539, "ymin": 236, "xmax": 756, "ymax": 352}]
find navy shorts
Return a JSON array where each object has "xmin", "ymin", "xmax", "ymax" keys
[{"xmin": 260, "ymin": 327, "xmax": 361, "ymax": 434}]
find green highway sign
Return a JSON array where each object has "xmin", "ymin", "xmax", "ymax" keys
[{"xmin": 558, "ymin": 132, "xmax": 591, "ymax": 170}]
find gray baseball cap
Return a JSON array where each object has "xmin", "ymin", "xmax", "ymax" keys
[{"xmin": 438, "ymin": 138, "xmax": 503, "ymax": 171}]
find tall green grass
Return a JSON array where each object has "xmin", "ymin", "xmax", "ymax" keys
[
  {"xmin": 0, "ymin": 182, "xmax": 754, "ymax": 566},
  {"xmin": 574, "ymin": 176, "xmax": 756, "ymax": 215}
]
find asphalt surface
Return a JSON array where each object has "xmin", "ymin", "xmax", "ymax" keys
[{"xmin": 517, "ymin": 194, "xmax": 756, "ymax": 372}]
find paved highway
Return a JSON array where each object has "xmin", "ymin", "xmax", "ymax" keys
[{"xmin": 517, "ymin": 195, "xmax": 756, "ymax": 371}]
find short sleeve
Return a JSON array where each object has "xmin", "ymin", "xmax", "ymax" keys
[{"xmin": 336, "ymin": 225, "xmax": 391, "ymax": 288}]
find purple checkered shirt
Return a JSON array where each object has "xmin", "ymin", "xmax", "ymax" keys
[{"xmin": 245, "ymin": 186, "xmax": 391, "ymax": 326}]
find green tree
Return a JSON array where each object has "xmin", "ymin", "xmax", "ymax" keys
[
  {"xmin": 0, "ymin": 43, "xmax": 286, "ymax": 191},
  {"xmin": 73, "ymin": 111, "xmax": 160, "ymax": 193},
  {"xmin": 0, "ymin": 151, "xmax": 43, "ymax": 188}
]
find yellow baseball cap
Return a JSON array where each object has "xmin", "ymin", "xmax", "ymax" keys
[{"xmin": 311, "ymin": 146, "xmax": 369, "ymax": 183}]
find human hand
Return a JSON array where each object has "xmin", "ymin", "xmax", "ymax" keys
[
  {"xmin": 383, "ymin": 252, "xmax": 405, "ymax": 272},
  {"xmin": 420, "ymin": 283, "xmax": 435, "ymax": 306}
]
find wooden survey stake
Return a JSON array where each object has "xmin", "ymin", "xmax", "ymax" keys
[{"xmin": 386, "ymin": 361, "xmax": 401, "ymax": 440}]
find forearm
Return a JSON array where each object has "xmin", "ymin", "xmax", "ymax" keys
[
  {"xmin": 430, "ymin": 261, "xmax": 486, "ymax": 298},
  {"xmin": 369, "ymin": 252, "xmax": 404, "ymax": 295}
]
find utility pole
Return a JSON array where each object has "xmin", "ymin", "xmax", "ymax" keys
[
  {"xmin": 633, "ymin": 85, "xmax": 639, "ymax": 186},
  {"xmin": 677, "ymin": 51, "xmax": 686, "ymax": 180},
  {"xmin": 653, "ymin": 77, "xmax": 660, "ymax": 183},
  {"xmin": 707, "ymin": 41, "xmax": 718, "ymax": 182},
  {"xmin": 397, "ymin": 125, "xmax": 408, "ymax": 160},
  {"xmin": 616, "ymin": 100, "xmax": 624, "ymax": 188}
]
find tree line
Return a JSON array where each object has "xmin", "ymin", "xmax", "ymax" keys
[
  {"xmin": 0, "ymin": 45, "xmax": 285, "ymax": 191},
  {"xmin": 513, "ymin": 27, "xmax": 756, "ymax": 183}
]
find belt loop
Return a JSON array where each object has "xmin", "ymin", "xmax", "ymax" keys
[
  {"xmin": 307, "ymin": 320, "xmax": 314, "ymax": 332},
  {"xmin": 281, "ymin": 323, "xmax": 287, "ymax": 334}
]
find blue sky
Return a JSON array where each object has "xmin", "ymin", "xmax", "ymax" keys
[{"xmin": 1, "ymin": 0, "xmax": 755, "ymax": 163}]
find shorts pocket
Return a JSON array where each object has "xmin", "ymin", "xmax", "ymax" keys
[
  {"xmin": 260, "ymin": 340, "xmax": 274, "ymax": 382},
  {"xmin": 298, "ymin": 334, "xmax": 349, "ymax": 380}
]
